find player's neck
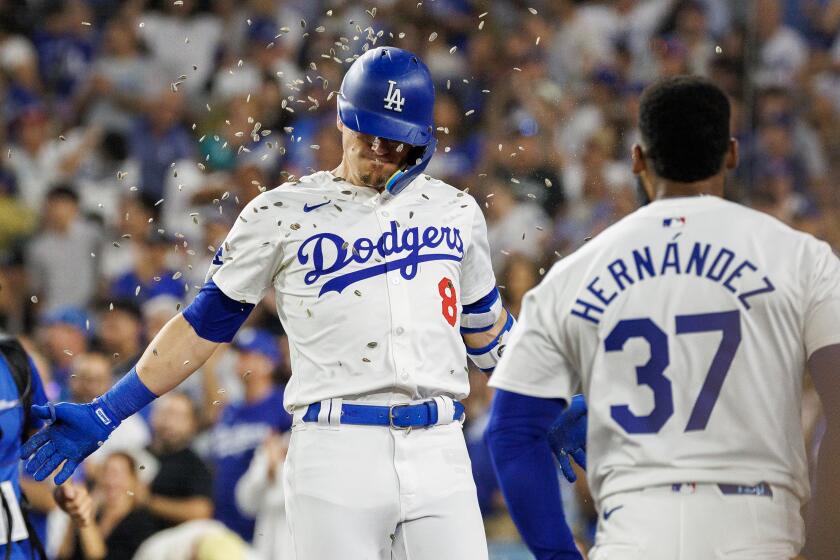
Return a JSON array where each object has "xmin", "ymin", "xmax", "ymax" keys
[
  {"xmin": 331, "ymin": 162, "xmax": 385, "ymax": 193},
  {"xmin": 654, "ymin": 177, "xmax": 725, "ymax": 200}
]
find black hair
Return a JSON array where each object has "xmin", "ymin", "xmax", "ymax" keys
[
  {"xmin": 101, "ymin": 130, "xmax": 129, "ymax": 161},
  {"xmin": 638, "ymin": 76, "xmax": 731, "ymax": 183},
  {"xmin": 45, "ymin": 184, "xmax": 79, "ymax": 203},
  {"xmin": 104, "ymin": 299, "xmax": 143, "ymax": 322}
]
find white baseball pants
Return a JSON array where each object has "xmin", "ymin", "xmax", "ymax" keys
[
  {"xmin": 589, "ymin": 482, "xmax": 804, "ymax": 560},
  {"xmin": 282, "ymin": 403, "xmax": 488, "ymax": 560}
]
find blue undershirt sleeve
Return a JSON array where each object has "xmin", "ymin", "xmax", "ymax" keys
[
  {"xmin": 182, "ymin": 280, "xmax": 256, "ymax": 343},
  {"xmin": 485, "ymin": 389, "xmax": 582, "ymax": 560}
]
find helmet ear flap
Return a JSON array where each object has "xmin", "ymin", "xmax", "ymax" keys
[{"xmin": 385, "ymin": 137, "xmax": 437, "ymax": 196}]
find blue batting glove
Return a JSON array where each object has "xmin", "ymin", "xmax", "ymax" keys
[
  {"xmin": 21, "ymin": 399, "xmax": 120, "ymax": 484},
  {"xmin": 547, "ymin": 394, "xmax": 588, "ymax": 483}
]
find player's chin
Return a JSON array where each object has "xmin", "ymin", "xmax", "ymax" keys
[{"xmin": 362, "ymin": 162, "xmax": 399, "ymax": 188}]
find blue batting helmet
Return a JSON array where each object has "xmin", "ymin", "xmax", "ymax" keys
[{"xmin": 338, "ymin": 46, "xmax": 437, "ymax": 195}]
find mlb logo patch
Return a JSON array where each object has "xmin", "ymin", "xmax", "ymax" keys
[{"xmin": 662, "ymin": 217, "xmax": 686, "ymax": 228}]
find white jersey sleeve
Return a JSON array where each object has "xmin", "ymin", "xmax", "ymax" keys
[
  {"xmin": 205, "ymin": 192, "xmax": 286, "ymax": 305},
  {"xmin": 489, "ymin": 264, "xmax": 580, "ymax": 400},
  {"xmin": 804, "ymin": 240, "xmax": 840, "ymax": 357},
  {"xmin": 460, "ymin": 198, "xmax": 497, "ymax": 305}
]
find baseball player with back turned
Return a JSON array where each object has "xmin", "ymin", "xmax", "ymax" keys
[
  {"xmin": 20, "ymin": 47, "xmax": 515, "ymax": 559},
  {"xmin": 486, "ymin": 76, "xmax": 840, "ymax": 560}
]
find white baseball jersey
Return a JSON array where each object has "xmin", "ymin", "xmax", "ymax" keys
[
  {"xmin": 206, "ymin": 171, "xmax": 496, "ymax": 411},
  {"xmin": 490, "ymin": 196, "xmax": 840, "ymax": 505}
]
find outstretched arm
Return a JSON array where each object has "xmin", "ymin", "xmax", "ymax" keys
[
  {"xmin": 134, "ymin": 313, "xmax": 219, "ymax": 395},
  {"xmin": 805, "ymin": 344, "xmax": 840, "ymax": 559},
  {"xmin": 485, "ymin": 389, "xmax": 583, "ymax": 560},
  {"xmin": 22, "ymin": 280, "xmax": 254, "ymax": 483}
]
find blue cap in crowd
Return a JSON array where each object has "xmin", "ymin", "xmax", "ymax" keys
[
  {"xmin": 40, "ymin": 307, "xmax": 92, "ymax": 338},
  {"xmin": 233, "ymin": 328, "xmax": 281, "ymax": 367}
]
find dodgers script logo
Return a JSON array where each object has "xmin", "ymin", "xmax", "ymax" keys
[
  {"xmin": 298, "ymin": 221, "xmax": 463, "ymax": 296},
  {"xmin": 384, "ymin": 80, "xmax": 405, "ymax": 112}
]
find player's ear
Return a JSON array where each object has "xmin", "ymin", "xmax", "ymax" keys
[
  {"xmin": 725, "ymin": 138, "xmax": 738, "ymax": 170},
  {"xmin": 631, "ymin": 144, "xmax": 646, "ymax": 175},
  {"xmin": 632, "ymin": 145, "xmax": 654, "ymax": 204}
]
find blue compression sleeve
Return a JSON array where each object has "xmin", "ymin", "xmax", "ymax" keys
[
  {"xmin": 182, "ymin": 280, "xmax": 255, "ymax": 343},
  {"xmin": 100, "ymin": 367, "xmax": 158, "ymax": 422},
  {"xmin": 485, "ymin": 389, "xmax": 581, "ymax": 560}
]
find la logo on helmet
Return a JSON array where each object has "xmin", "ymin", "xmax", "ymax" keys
[{"xmin": 384, "ymin": 80, "xmax": 405, "ymax": 112}]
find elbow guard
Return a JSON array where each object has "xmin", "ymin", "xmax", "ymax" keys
[
  {"xmin": 461, "ymin": 288, "xmax": 503, "ymax": 334},
  {"xmin": 466, "ymin": 312, "xmax": 515, "ymax": 373}
]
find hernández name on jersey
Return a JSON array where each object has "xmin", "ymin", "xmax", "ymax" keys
[
  {"xmin": 298, "ymin": 220, "xmax": 465, "ymax": 296},
  {"xmin": 571, "ymin": 240, "xmax": 777, "ymax": 325}
]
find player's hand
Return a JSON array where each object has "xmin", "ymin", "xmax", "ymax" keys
[
  {"xmin": 54, "ymin": 482, "xmax": 94, "ymax": 527},
  {"xmin": 547, "ymin": 394, "xmax": 588, "ymax": 483},
  {"xmin": 21, "ymin": 400, "xmax": 120, "ymax": 484}
]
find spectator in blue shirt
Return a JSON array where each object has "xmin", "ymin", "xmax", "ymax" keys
[
  {"xmin": 209, "ymin": 328, "xmax": 291, "ymax": 542},
  {"xmin": 128, "ymin": 90, "xmax": 194, "ymax": 201},
  {"xmin": 31, "ymin": 1, "xmax": 94, "ymax": 107},
  {"xmin": 109, "ymin": 232, "xmax": 185, "ymax": 306}
]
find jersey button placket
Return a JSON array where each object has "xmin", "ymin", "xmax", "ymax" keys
[{"xmin": 375, "ymin": 202, "xmax": 414, "ymax": 388}]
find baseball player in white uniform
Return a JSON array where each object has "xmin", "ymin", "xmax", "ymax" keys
[
  {"xmin": 486, "ymin": 77, "xmax": 840, "ymax": 560},
  {"xmin": 22, "ymin": 47, "xmax": 515, "ymax": 559}
]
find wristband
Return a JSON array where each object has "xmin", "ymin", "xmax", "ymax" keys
[{"xmin": 99, "ymin": 367, "xmax": 158, "ymax": 422}]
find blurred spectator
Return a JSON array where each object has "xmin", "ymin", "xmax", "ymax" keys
[
  {"xmin": 208, "ymin": 328, "xmax": 291, "ymax": 541},
  {"xmin": 68, "ymin": 352, "xmax": 151, "ymax": 475},
  {"xmin": 37, "ymin": 307, "xmax": 91, "ymax": 395},
  {"xmin": 484, "ymin": 175, "xmax": 551, "ymax": 275},
  {"xmin": 0, "ymin": 21, "xmax": 41, "ymax": 121},
  {"xmin": 75, "ymin": 16, "xmax": 161, "ymax": 134},
  {"xmin": 109, "ymin": 232, "xmax": 186, "ymax": 305},
  {"xmin": 99, "ymin": 195, "xmax": 157, "ymax": 283},
  {"xmin": 31, "ymin": 0, "xmax": 94, "ymax": 111},
  {"xmin": 547, "ymin": 0, "xmax": 619, "ymax": 90},
  {"xmin": 499, "ymin": 254, "xmax": 542, "ymax": 319},
  {"xmin": 26, "ymin": 186, "xmax": 101, "ymax": 313},
  {"xmin": 667, "ymin": 0, "xmax": 717, "ymax": 76},
  {"xmin": 57, "ymin": 452, "xmax": 158, "ymax": 560},
  {"xmin": 145, "ymin": 393, "xmax": 213, "ymax": 530},
  {"xmin": 74, "ymin": 130, "xmax": 141, "ymax": 229},
  {"xmin": 0, "ymin": 168, "xmax": 35, "ymax": 253},
  {"xmin": 6, "ymin": 110, "xmax": 71, "ymax": 212},
  {"xmin": 95, "ymin": 300, "xmax": 144, "ymax": 379},
  {"xmin": 756, "ymin": 0, "xmax": 809, "ymax": 85},
  {"xmin": 141, "ymin": 294, "xmax": 181, "ymax": 340},
  {"xmin": 129, "ymin": 90, "xmax": 194, "ymax": 200},
  {"xmin": 234, "ymin": 432, "xmax": 291, "ymax": 559},
  {"xmin": 555, "ymin": 130, "xmax": 635, "ymax": 253},
  {"xmin": 135, "ymin": 0, "xmax": 223, "ymax": 98},
  {"xmin": 424, "ymin": 92, "xmax": 482, "ymax": 185}
]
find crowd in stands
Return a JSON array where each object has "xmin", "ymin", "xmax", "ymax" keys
[{"xmin": 1, "ymin": 0, "xmax": 839, "ymax": 557}]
